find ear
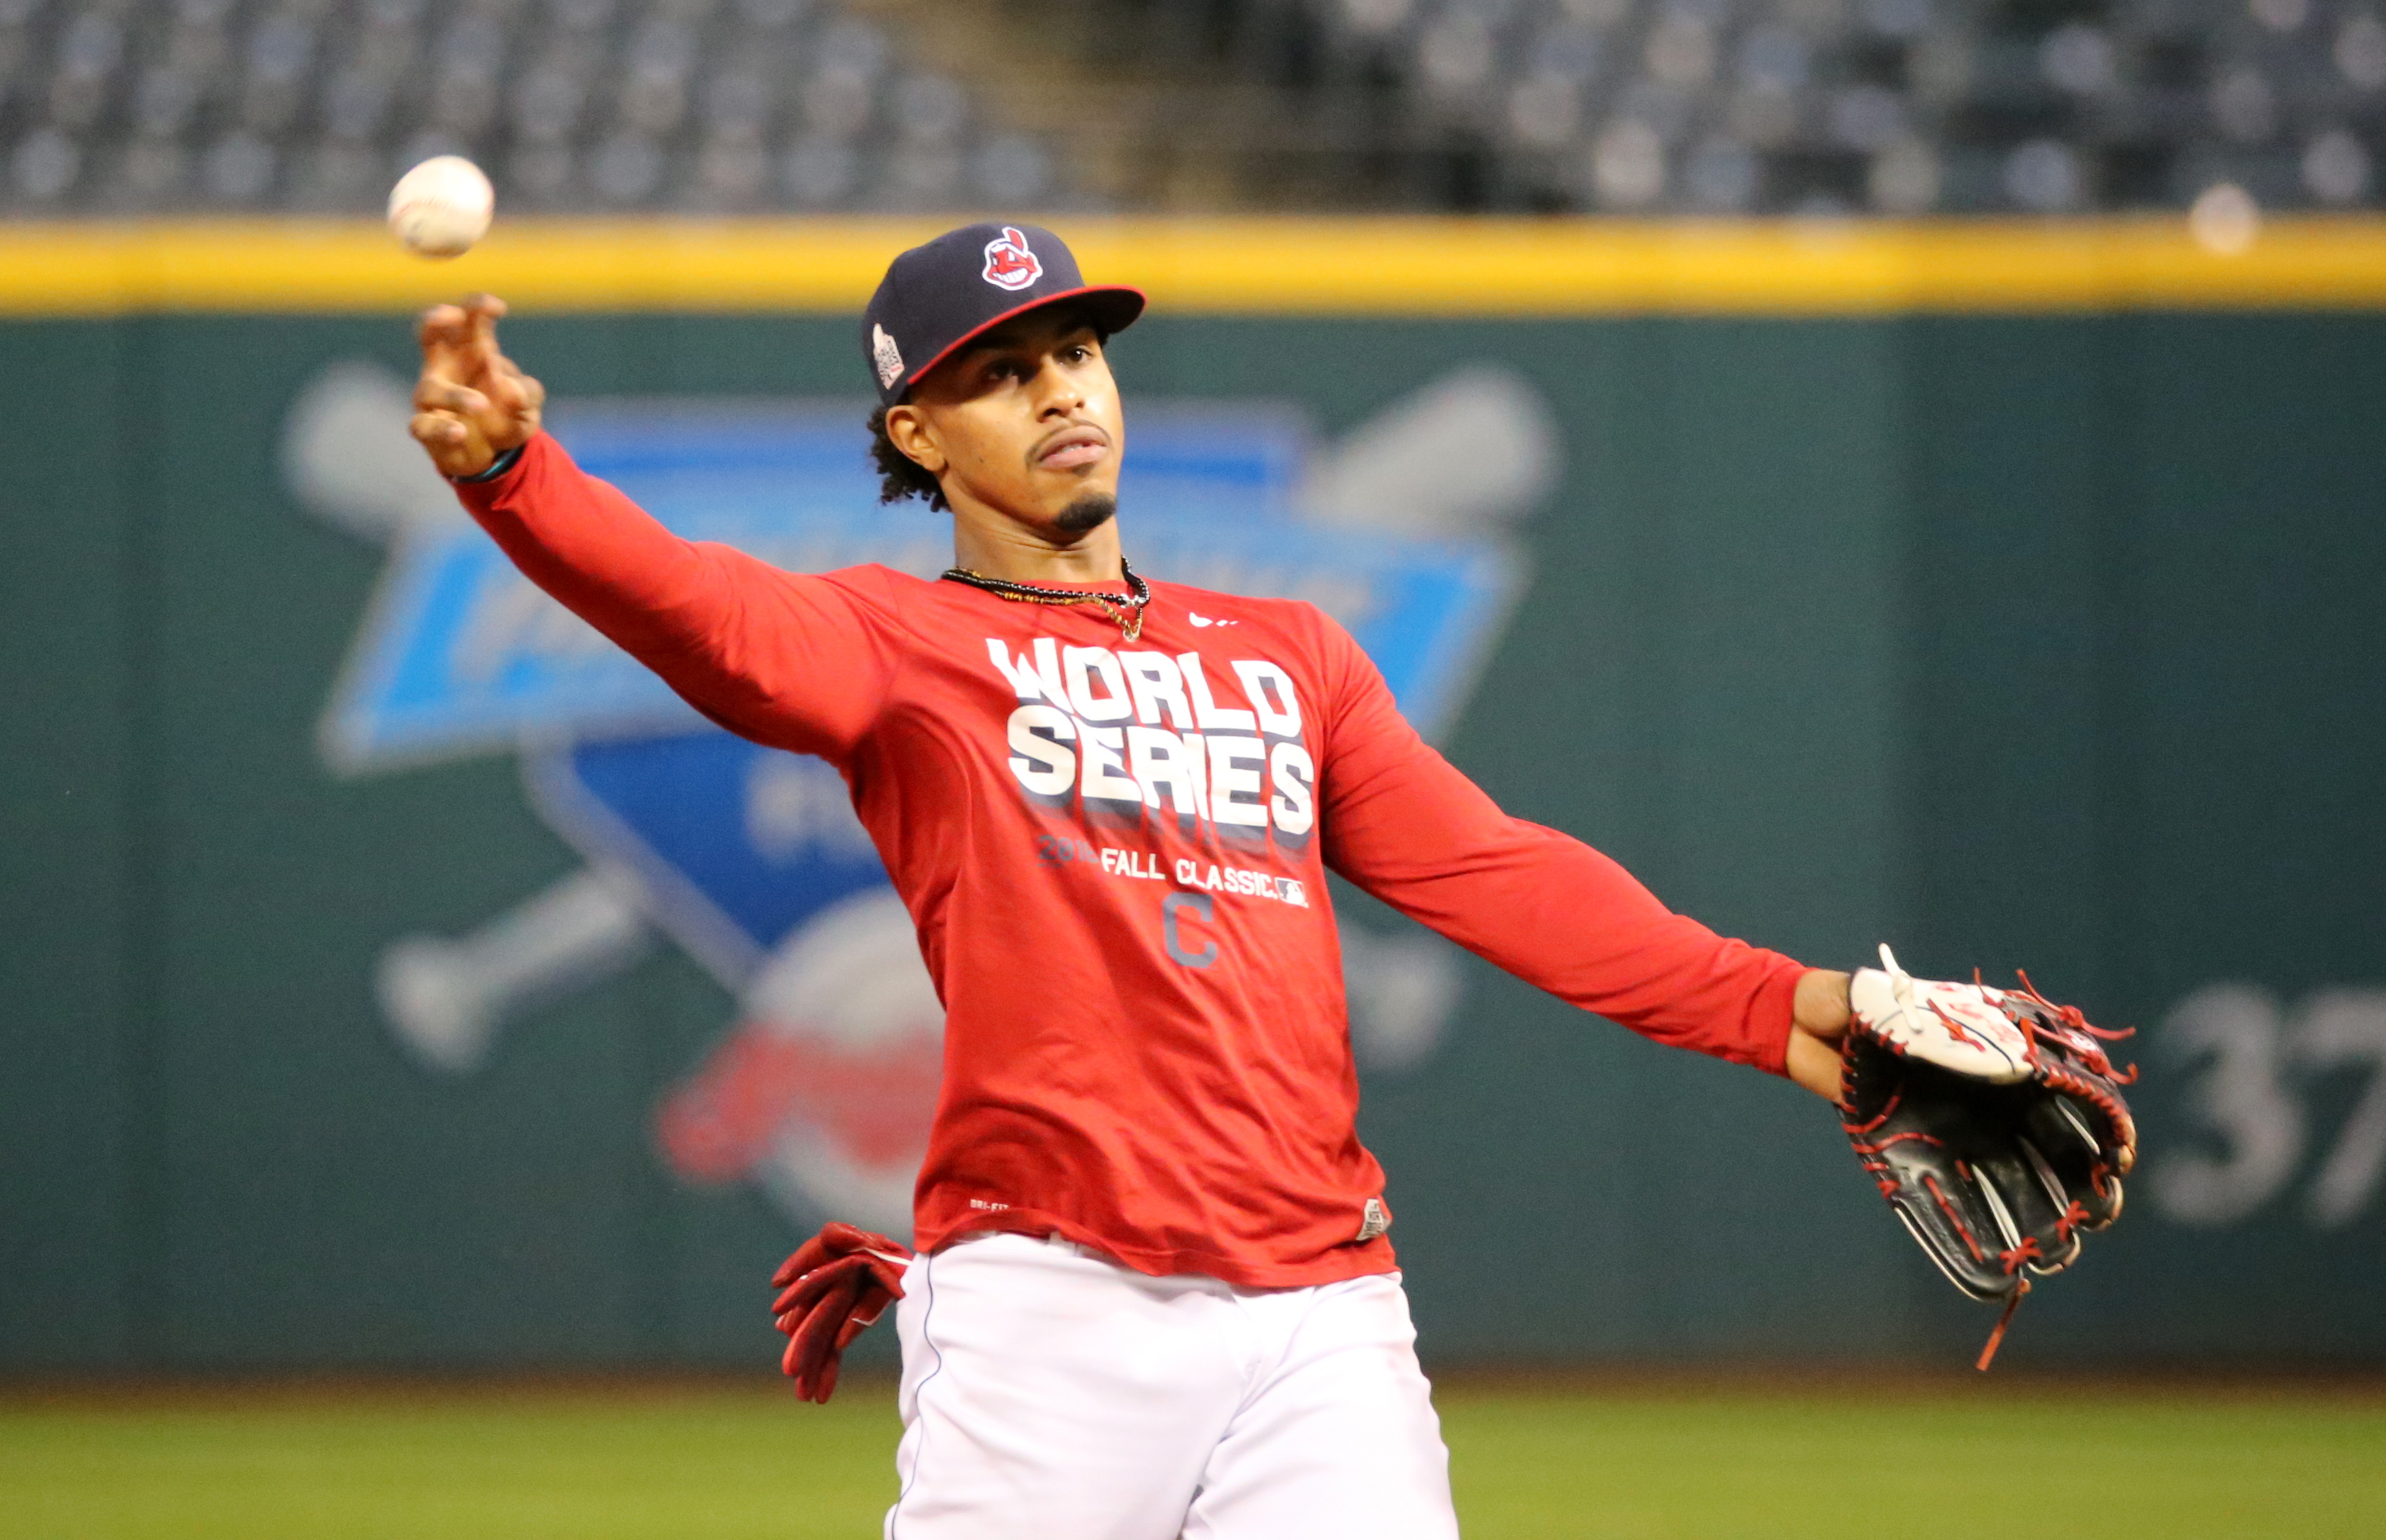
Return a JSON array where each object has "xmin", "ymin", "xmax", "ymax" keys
[{"xmin": 884, "ymin": 404, "xmax": 946, "ymax": 477}]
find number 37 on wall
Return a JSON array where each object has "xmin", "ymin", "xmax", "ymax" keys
[{"xmin": 2154, "ymin": 984, "xmax": 2386, "ymax": 1229}]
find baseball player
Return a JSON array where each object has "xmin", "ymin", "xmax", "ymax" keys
[{"xmin": 406, "ymin": 223, "xmax": 2080, "ymax": 1537}]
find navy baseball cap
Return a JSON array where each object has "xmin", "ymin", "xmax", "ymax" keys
[{"xmin": 860, "ymin": 223, "xmax": 1145, "ymax": 407}]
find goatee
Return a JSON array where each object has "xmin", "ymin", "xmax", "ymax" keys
[{"xmin": 1055, "ymin": 492, "xmax": 1117, "ymax": 535}]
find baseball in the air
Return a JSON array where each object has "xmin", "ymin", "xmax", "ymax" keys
[{"xmin": 387, "ymin": 156, "xmax": 494, "ymax": 259}]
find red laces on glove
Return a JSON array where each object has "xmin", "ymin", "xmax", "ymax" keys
[{"xmin": 770, "ymin": 1221, "xmax": 912, "ymax": 1404}]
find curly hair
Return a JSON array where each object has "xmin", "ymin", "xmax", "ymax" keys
[{"xmin": 869, "ymin": 405, "xmax": 948, "ymax": 511}]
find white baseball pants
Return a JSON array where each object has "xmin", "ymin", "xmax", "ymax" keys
[{"xmin": 883, "ymin": 1231, "xmax": 1460, "ymax": 1540}]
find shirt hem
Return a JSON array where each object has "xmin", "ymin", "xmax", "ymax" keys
[{"xmin": 914, "ymin": 1208, "xmax": 1399, "ymax": 1290}]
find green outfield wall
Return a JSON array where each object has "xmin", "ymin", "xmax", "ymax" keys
[{"xmin": 3, "ymin": 309, "xmax": 2381, "ymax": 1371}]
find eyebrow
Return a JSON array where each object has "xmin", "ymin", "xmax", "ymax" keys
[{"xmin": 958, "ymin": 326, "xmax": 1100, "ymax": 370}]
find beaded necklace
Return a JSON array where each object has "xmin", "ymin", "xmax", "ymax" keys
[{"xmin": 941, "ymin": 557, "xmax": 1152, "ymax": 643}]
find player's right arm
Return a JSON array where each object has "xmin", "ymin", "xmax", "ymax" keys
[{"xmin": 409, "ymin": 295, "xmax": 891, "ymax": 758}]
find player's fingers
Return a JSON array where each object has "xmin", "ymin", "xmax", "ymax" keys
[
  {"xmin": 771, "ymin": 1238, "xmax": 836, "ymax": 1289},
  {"xmin": 494, "ymin": 355, "xmax": 547, "ymax": 409},
  {"xmin": 408, "ymin": 410, "xmax": 493, "ymax": 477},
  {"xmin": 770, "ymin": 1279, "xmax": 825, "ymax": 1319},
  {"xmin": 772, "ymin": 1251, "xmax": 862, "ymax": 1314},
  {"xmin": 785, "ymin": 1283, "xmax": 846, "ymax": 1367},
  {"xmin": 792, "ymin": 1325, "xmax": 820, "ymax": 1392},
  {"xmin": 416, "ymin": 304, "xmax": 476, "ymax": 372},
  {"xmin": 789, "ymin": 1299, "xmax": 850, "ymax": 1402},
  {"xmin": 413, "ymin": 372, "xmax": 490, "ymax": 416},
  {"xmin": 771, "ymin": 1242, "xmax": 826, "ymax": 1289},
  {"xmin": 463, "ymin": 293, "xmax": 506, "ymax": 366},
  {"xmin": 814, "ymin": 1270, "xmax": 866, "ymax": 1330},
  {"xmin": 489, "ymin": 368, "xmax": 537, "ymax": 420},
  {"xmin": 416, "ymin": 303, "xmax": 469, "ymax": 344},
  {"xmin": 825, "ymin": 1221, "xmax": 887, "ymax": 1251},
  {"xmin": 408, "ymin": 410, "xmax": 469, "ymax": 447},
  {"xmin": 772, "ymin": 1258, "xmax": 855, "ymax": 1317}
]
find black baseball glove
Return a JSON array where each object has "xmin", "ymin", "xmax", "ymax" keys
[{"xmin": 1840, "ymin": 946, "xmax": 2137, "ymax": 1369}]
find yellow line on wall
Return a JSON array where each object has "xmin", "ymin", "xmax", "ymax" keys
[{"xmin": 1, "ymin": 216, "xmax": 2384, "ymax": 315}]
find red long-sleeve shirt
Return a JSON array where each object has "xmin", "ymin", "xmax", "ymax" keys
[{"xmin": 457, "ymin": 432, "xmax": 1807, "ymax": 1287}]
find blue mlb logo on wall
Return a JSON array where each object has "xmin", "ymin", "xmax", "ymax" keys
[{"xmin": 284, "ymin": 362, "xmax": 1550, "ymax": 1238}]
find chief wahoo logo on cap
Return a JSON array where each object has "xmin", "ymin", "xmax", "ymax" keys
[{"xmin": 981, "ymin": 226, "xmax": 1043, "ymax": 291}]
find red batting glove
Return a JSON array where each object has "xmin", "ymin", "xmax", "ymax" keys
[{"xmin": 770, "ymin": 1221, "xmax": 912, "ymax": 1404}]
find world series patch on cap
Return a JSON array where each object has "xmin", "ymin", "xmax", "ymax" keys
[{"xmin": 860, "ymin": 223, "xmax": 1146, "ymax": 407}]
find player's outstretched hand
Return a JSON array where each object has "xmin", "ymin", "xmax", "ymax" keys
[
  {"xmin": 770, "ymin": 1221, "xmax": 913, "ymax": 1404},
  {"xmin": 410, "ymin": 293, "xmax": 544, "ymax": 478}
]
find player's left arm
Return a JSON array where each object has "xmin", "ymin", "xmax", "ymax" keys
[{"xmin": 1311, "ymin": 616, "xmax": 1850, "ymax": 1096}]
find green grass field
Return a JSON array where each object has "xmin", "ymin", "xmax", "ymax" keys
[{"xmin": 5, "ymin": 1377, "xmax": 2381, "ymax": 1538}]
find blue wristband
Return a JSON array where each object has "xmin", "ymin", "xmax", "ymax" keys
[{"xmin": 454, "ymin": 442, "xmax": 526, "ymax": 483}]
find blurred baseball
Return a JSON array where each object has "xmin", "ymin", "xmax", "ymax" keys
[{"xmin": 387, "ymin": 156, "xmax": 493, "ymax": 259}]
